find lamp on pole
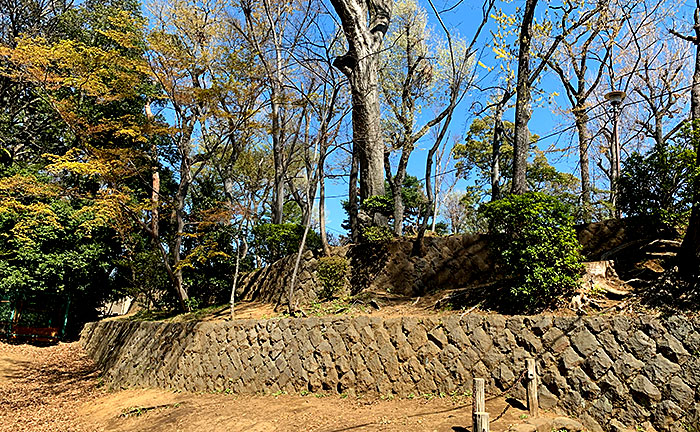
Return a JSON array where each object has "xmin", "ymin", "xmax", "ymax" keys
[{"xmin": 604, "ymin": 90, "xmax": 626, "ymax": 218}]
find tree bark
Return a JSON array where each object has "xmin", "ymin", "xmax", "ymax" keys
[
  {"xmin": 271, "ymin": 92, "xmax": 285, "ymax": 224},
  {"xmin": 414, "ymin": 111, "xmax": 453, "ymax": 256},
  {"xmin": 266, "ymin": 0, "xmax": 286, "ymax": 224},
  {"xmin": 511, "ymin": 0, "xmax": 538, "ymax": 195},
  {"xmin": 387, "ymin": 144, "xmax": 412, "ymax": 236},
  {"xmin": 349, "ymin": 146, "xmax": 360, "ymax": 243},
  {"xmin": 145, "ymin": 101, "xmax": 160, "ymax": 238}
]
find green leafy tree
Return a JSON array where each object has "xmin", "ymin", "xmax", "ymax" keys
[
  {"xmin": 0, "ymin": 167, "xmax": 125, "ymax": 334},
  {"xmin": 251, "ymin": 223, "xmax": 321, "ymax": 265},
  {"xmin": 380, "ymin": 0, "xmax": 469, "ymax": 236},
  {"xmin": 455, "ymin": 117, "xmax": 580, "ymax": 215},
  {"xmin": 342, "ymin": 175, "xmax": 428, "ymax": 238},
  {"xmin": 618, "ymin": 141, "xmax": 697, "ymax": 233}
]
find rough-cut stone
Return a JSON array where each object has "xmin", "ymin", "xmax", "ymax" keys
[
  {"xmin": 609, "ymin": 419, "xmax": 634, "ymax": 432},
  {"xmin": 655, "ymin": 400, "xmax": 683, "ymax": 422},
  {"xmin": 530, "ymin": 315, "xmax": 552, "ymax": 336},
  {"xmin": 597, "ymin": 330, "xmax": 622, "ymax": 358},
  {"xmin": 567, "ymin": 368, "xmax": 600, "ymax": 399},
  {"xmin": 631, "ymin": 375, "xmax": 662, "ymax": 406},
  {"xmin": 538, "ymin": 385, "xmax": 558, "ymax": 410},
  {"xmin": 643, "ymin": 354, "xmax": 680, "ymax": 384},
  {"xmin": 584, "ymin": 348, "xmax": 614, "ymax": 380},
  {"xmin": 599, "ymin": 370, "xmax": 627, "ymax": 402},
  {"xmin": 613, "ymin": 352, "xmax": 645, "ymax": 380},
  {"xmin": 427, "ymin": 327, "xmax": 448, "ymax": 348},
  {"xmin": 542, "ymin": 327, "xmax": 569, "ymax": 353},
  {"xmin": 578, "ymin": 412, "xmax": 604, "ymax": 432},
  {"xmin": 552, "ymin": 417, "xmax": 585, "ymax": 431},
  {"xmin": 493, "ymin": 328, "xmax": 517, "ymax": 352},
  {"xmin": 515, "ymin": 328, "xmax": 542, "ymax": 353},
  {"xmin": 571, "ymin": 328, "xmax": 600, "ymax": 357},
  {"xmin": 443, "ymin": 316, "xmax": 469, "ymax": 347},
  {"xmin": 471, "ymin": 326, "xmax": 493, "ymax": 354},
  {"xmin": 668, "ymin": 376, "xmax": 694, "ymax": 409},
  {"xmin": 624, "ymin": 330, "xmax": 656, "ymax": 361},
  {"xmin": 560, "ymin": 347, "xmax": 584, "ymax": 370},
  {"xmin": 406, "ymin": 323, "xmax": 428, "ymax": 349},
  {"xmin": 656, "ymin": 333, "xmax": 689, "ymax": 364}
]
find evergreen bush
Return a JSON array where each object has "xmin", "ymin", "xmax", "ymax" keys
[
  {"xmin": 481, "ymin": 192, "xmax": 583, "ymax": 310},
  {"xmin": 316, "ymin": 256, "xmax": 349, "ymax": 300}
]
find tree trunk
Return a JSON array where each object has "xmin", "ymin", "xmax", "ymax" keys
[
  {"xmin": 272, "ymin": 103, "xmax": 284, "ymax": 224},
  {"xmin": 491, "ymin": 105, "xmax": 505, "ymax": 201},
  {"xmin": 349, "ymin": 146, "xmax": 360, "ymax": 242},
  {"xmin": 270, "ymin": 78, "xmax": 285, "ymax": 224},
  {"xmin": 574, "ymin": 108, "xmax": 592, "ymax": 222},
  {"xmin": 511, "ymin": 0, "xmax": 538, "ymax": 195},
  {"xmin": 413, "ymin": 112, "xmax": 453, "ymax": 256},
  {"xmin": 145, "ymin": 101, "xmax": 160, "ymax": 238},
  {"xmin": 393, "ymin": 189, "xmax": 405, "ymax": 235},
  {"xmin": 351, "ymin": 58, "xmax": 385, "ymax": 201},
  {"xmin": 173, "ymin": 156, "xmax": 191, "ymax": 312},
  {"xmin": 330, "ymin": 0, "xmax": 392, "ymax": 207},
  {"xmin": 430, "ymin": 146, "xmax": 443, "ymax": 232},
  {"xmin": 230, "ymin": 230, "xmax": 248, "ymax": 320},
  {"xmin": 680, "ymin": 5, "xmax": 700, "ymax": 277},
  {"xmin": 389, "ymin": 144, "xmax": 412, "ymax": 236},
  {"xmin": 319, "ymin": 158, "xmax": 331, "ymax": 256}
]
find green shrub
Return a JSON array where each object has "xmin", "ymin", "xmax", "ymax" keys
[
  {"xmin": 360, "ymin": 195, "xmax": 394, "ymax": 216},
  {"xmin": 316, "ymin": 256, "xmax": 349, "ymax": 300},
  {"xmin": 361, "ymin": 226, "xmax": 394, "ymax": 243},
  {"xmin": 481, "ymin": 192, "xmax": 583, "ymax": 310},
  {"xmin": 251, "ymin": 223, "xmax": 321, "ymax": 264}
]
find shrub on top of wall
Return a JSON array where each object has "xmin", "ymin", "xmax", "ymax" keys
[
  {"xmin": 316, "ymin": 256, "xmax": 349, "ymax": 300},
  {"xmin": 361, "ymin": 226, "xmax": 394, "ymax": 243},
  {"xmin": 481, "ymin": 192, "xmax": 583, "ymax": 311}
]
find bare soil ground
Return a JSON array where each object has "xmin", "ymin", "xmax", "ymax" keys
[{"xmin": 0, "ymin": 341, "xmax": 558, "ymax": 432}]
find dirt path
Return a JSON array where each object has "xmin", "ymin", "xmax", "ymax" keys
[{"xmin": 0, "ymin": 342, "xmax": 551, "ymax": 432}]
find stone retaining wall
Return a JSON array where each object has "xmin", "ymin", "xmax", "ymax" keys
[
  {"xmin": 235, "ymin": 234, "xmax": 493, "ymax": 305},
  {"xmin": 233, "ymin": 219, "xmax": 654, "ymax": 308},
  {"xmin": 81, "ymin": 314, "xmax": 700, "ymax": 431}
]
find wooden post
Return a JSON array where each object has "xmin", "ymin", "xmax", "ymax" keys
[
  {"xmin": 472, "ymin": 377, "xmax": 485, "ymax": 426},
  {"xmin": 472, "ymin": 378, "xmax": 486, "ymax": 417},
  {"xmin": 526, "ymin": 358, "xmax": 539, "ymax": 418},
  {"xmin": 474, "ymin": 412, "xmax": 489, "ymax": 432}
]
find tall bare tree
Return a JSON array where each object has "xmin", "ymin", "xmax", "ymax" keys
[
  {"xmin": 511, "ymin": 0, "xmax": 605, "ymax": 195},
  {"xmin": 547, "ymin": 3, "xmax": 613, "ymax": 221},
  {"xmin": 511, "ymin": 0, "xmax": 538, "ymax": 195},
  {"xmin": 380, "ymin": 0, "xmax": 471, "ymax": 236},
  {"xmin": 329, "ymin": 0, "xmax": 392, "ymax": 229}
]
